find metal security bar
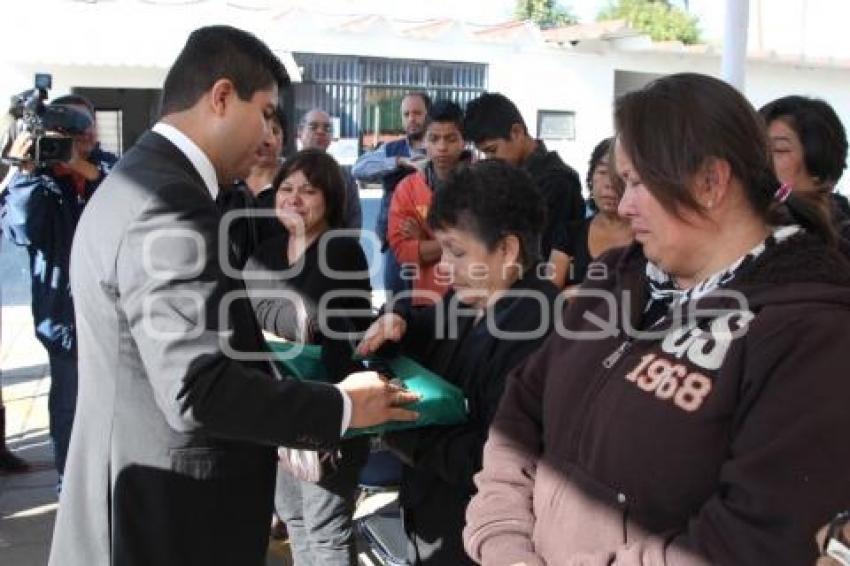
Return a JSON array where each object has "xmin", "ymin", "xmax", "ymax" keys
[{"xmin": 293, "ymin": 53, "xmax": 487, "ymax": 146}]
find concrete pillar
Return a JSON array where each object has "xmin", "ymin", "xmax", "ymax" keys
[{"xmin": 721, "ymin": 0, "xmax": 750, "ymax": 92}]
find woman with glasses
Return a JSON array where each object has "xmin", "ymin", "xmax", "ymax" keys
[
  {"xmin": 548, "ymin": 137, "xmax": 633, "ymax": 289},
  {"xmin": 298, "ymin": 109, "xmax": 363, "ymax": 230}
]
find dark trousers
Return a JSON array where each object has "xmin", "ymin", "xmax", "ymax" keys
[
  {"xmin": 275, "ymin": 438, "xmax": 368, "ymax": 566},
  {"xmin": 47, "ymin": 352, "xmax": 77, "ymax": 475},
  {"xmin": 401, "ymin": 475, "xmax": 476, "ymax": 566}
]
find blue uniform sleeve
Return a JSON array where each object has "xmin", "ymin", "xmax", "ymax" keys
[
  {"xmin": 0, "ymin": 170, "xmax": 53, "ymax": 247},
  {"xmin": 351, "ymin": 144, "xmax": 399, "ymax": 182}
]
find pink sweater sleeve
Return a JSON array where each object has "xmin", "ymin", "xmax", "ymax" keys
[{"xmin": 463, "ymin": 339, "xmax": 551, "ymax": 566}]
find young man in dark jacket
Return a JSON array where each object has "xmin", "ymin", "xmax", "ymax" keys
[
  {"xmin": 464, "ymin": 92, "xmax": 585, "ymax": 258},
  {"xmin": 1, "ymin": 95, "xmax": 117, "ymax": 483}
]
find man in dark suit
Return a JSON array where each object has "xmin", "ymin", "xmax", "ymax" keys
[{"xmin": 49, "ymin": 25, "xmax": 418, "ymax": 566}]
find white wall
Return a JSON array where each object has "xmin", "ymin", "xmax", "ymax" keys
[
  {"xmin": 478, "ymin": 44, "xmax": 850, "ymax": 195},
  {"xmin": 1, "ymin": 62, "xmax": 165, "ymax": 105},
  {"xmin": 583, "ymin": 49, "xmax": 850, "ymax": 194},
  {"xmin": 5, "ymin": 18, "xmax": 849, "ymax": 195},
  {"xmin": 487, "ymin": 48, "xmax": 617, "ymax": 193}
]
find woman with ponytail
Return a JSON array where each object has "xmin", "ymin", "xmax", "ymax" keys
[{"xmin": 464, "ymin": 73, "xmax": 850, "ymax": 566}]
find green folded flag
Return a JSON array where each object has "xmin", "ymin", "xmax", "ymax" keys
[{"xmin": 266, "ymin": 341, "xmax": 468, "ymax": 437}]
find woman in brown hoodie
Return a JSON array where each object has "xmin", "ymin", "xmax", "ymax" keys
[{"xmin": 464, "ymin": 73, "xmax": 850, "ymax": 566}]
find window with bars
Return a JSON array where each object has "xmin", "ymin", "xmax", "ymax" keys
[
  {"xmin": 95, "ymin": 109, "xmax": 123, "ymax": 155},
  {"xmin": 293, "ymin": 53, "xmax": 487, "ymax": 147}
]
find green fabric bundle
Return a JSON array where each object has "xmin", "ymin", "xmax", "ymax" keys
[{"xmin": 266, "ymin": 341, "xmax": 468, "ymax": 437}]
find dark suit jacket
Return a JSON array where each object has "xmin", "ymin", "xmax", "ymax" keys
[
  {"xmin": 50, "ymin": 130, "xmax": 344, "ymax": 566},
  {"xmin": 216, "ymin": 181, "xmax": 284, "ymax": 270}
]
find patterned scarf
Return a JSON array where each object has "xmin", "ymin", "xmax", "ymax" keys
[{"xmin": 646, "ymin": 224, "xmax": 802, "ymax": 310}]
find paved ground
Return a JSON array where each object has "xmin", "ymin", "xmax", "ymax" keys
[
  {"xmin": 0, "ymin": 310, "xmax": 393, "ymax": 566},
  {"xmin": 0, "ymin": 305, "xmax": 56, "ymax": 566},
  {"xmin": 0, "ymin": 306, "xmax": 303, "ymax": 565}
]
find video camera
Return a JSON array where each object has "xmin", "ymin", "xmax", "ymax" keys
[{"xmin": 2, "ymin": 73, "xmax": 93, "ymax": 167}]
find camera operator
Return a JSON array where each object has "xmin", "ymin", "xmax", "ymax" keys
[{"xmin": 0, "ymin": 94, "xmax": 117, "ymax": 487}]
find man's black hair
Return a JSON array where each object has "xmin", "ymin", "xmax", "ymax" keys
[
  {"xmin": 463, "ymin": 92, "xmax": 527, "ymax": 144},
  {"xmin": 160, "ymin": 25, "xmax": 289, "ymax": 116},
  {"xmin": 51, "ymin": 94, "xmax": 96, "ymax": 117},
  {"xmin": 426, "ymin": 100, "xmax": 464, "ymax": 132}
]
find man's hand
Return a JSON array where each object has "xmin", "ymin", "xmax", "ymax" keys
[
  {"xmin": 356, "ymin": 313, "xmax": 407, "ymax": 357},
  {"xmin": 338, "ymin": 370, "xmax": 419, "ymax": 429}
]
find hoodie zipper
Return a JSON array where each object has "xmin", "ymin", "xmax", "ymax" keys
[
  {"xmin": 602, "ymin": 339, "xmax": 633, "ymax": 369},
  {"xmin": 567, "ymin": 337, "xmax": 634, "ymax": 453}
]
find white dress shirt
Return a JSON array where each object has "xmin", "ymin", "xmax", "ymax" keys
[{"xmin": 152, "ymin": 122, "xmax": 220, "ymax": 200}]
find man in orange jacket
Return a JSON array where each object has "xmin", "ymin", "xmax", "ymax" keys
[{"xmin": 388, "ymin": 101, "xmax": 467, "ymax": 306}]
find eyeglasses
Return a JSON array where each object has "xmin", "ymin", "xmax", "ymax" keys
[{"xmin": 306, "ymin": 122, "xmax": 333, "ymax": 133}]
